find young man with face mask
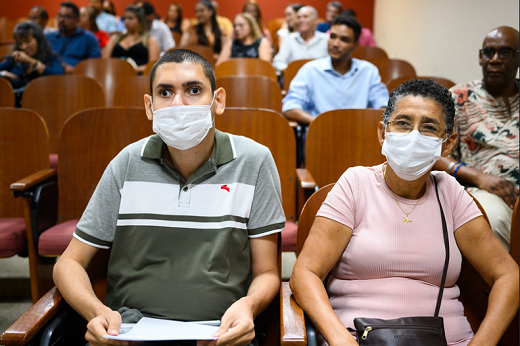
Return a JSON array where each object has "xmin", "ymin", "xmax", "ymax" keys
[
  {"xmin": 53, "ymin": 49, "xmax": 285, "ymax": 346},
  {"xmin": 290, "ymin": 79, "xmax": 518, "ymax": 346}
]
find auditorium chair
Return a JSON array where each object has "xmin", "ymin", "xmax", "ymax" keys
[
  {"xmin": 73, "ymin": 58, "xmax": 137, "ymax": 107},
  {"xmin": 296, "ymin": 109, "xmax": 386, "ymax": 214},
  {"xmin": 112, "ymin": 75, "xmax": 150, "ymax": 108},
  {"xmin": 0, "ymin": 76, "xmax": 15, "ymax": 106},
  {"xmin": 351, "ymin": 45, "xmax": 389, "ymax": 61},
  {"xmin": 21, "ymin": 75, "xmax": 106, "ymax": 167},
  {"xmin": 216, "ymin": 75, "xmax": 283, "ymax": 113},
  {"xmin": 0, "ymin": 109, "xmax": 51, "ymax": 262},
  {"xmin": 282, "ymin": 59, "xmax": 313, "ymax": 94},
  {"xmin": 280, "ymin": 185, "xmax": 509, "ymax": 346},
  {"xmin": 216, "ymin": 107, "xmax": 298, "ymax": 251},
  {"xmin": 215, "ymin": 57, "xmax": 278, "ymax": 82},
  {"xmin": 267, "ymin": 17, "xmax": 285, "ymax": 53},
  {"xmin": 173, "ymin": 44, "xmax": 216, "ymax": 66},
  {"xmin": 0, "ymin": 233, "xmax": 282, "ymax": 346},
  {"xmin": 0, "ymin": 41, "xmax": 14, "ymax": 58},
  {"xmin": 387, "ymin": 76, "xmax": 456, "ymax": 92},
  {"xmin": 8, "ymin": 107, "xmax": 154, "ymax": 302},
  {"xmin": 369, "ymin": 58, "xmax": 417, "ymax": 85}
]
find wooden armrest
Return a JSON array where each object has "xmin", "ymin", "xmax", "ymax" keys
[
  {"xmin": 280, "ymin": 282, "xmax": 307, "ymax": 346},
  {"xmin": 0, "ymin": 286, "xmax": 64, "ymax": 345},
  {"xmin": 296, "ymin": 168, "xmax": 315, "ymax": 190},
  {"xmin": 10, "ymin": 169, "xmax": 57, "ymax": 191}
]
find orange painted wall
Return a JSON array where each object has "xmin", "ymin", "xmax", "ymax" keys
[{"xmin": 1, "ymin": 0, "xmax": 374, "ymax": 30}]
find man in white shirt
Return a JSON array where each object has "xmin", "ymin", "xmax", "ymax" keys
[
  {"xmin": 272, "ymin": 6, "xmax": 328, "ymax": 72},
  {"xmin": 139, "ymin": 1, "xmax": 175, "ymax": 54}
]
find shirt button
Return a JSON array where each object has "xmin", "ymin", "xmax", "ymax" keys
[{"xmin": 183, "ymin": 186, "xmax": 188, "ymax": 192}]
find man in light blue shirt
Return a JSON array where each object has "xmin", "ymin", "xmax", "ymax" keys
[{"xmin": 283, "ymin": 15, "xmax": 389, "ymax": 124}]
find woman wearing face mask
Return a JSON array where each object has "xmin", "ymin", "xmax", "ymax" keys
[
  {"xmin": 0, "ymin": 21, "xmax": 63, "ymax": 91},
  {"xmin": 290, "ymin": 79, "xmax": 519, "ymax": 346},
  {"xmin": 215, "ymin": 13, "xmax": 272, "ymax": 66}
]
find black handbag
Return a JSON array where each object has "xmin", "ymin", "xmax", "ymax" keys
[{"xmin": 353, "ymin": 175, "xmax": 449, "ymax": 346}]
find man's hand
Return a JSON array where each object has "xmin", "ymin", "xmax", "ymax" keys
[
  {"xmin": 62, "ymin": 63, "xmax": 75, "ymax": 74},
  {"xmin": 476, "ymin": 173, "xmax": 518, "ymax": 208},
  {"xmin": 198, "ymin": 297, "xmax": 255, "ymax": 346},
  {"xmin": 85, "ymin": 310, "xmax": 135, "ymax": 346}
]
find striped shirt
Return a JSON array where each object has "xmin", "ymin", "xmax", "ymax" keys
[
  {"xmin": 450, "ymin": 80, "xmax": 519, "ymax": 190},
  {"xmin": 74, "ymin": 131, "xmax": 285, "ymax": 321}
]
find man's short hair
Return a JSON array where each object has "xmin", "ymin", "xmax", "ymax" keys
[
  {"xmin": 149, "ymin": 49, "xmax": 216, "ymax": 95},
  {"xmin": 60, "ymin": 1, "xmax": 80, "ymax": 19},
  {"xmin": 31, "ymin": 6, "xmax": 49, "ymax": 20},
  {"xmin": 298, "ymin": 6, "xmax": 317, "ymax": 20},
  {"xmin": 327, "ymin": 1, "xmax": 343, "ymax": 12},
  {"xmin": 139, "ymin": 1, "xmax": 155, "ymax": 16},
  {"xmin": 383, "ymin": 79, "xmax": 455, "ymax": 135},
  {"xmin": 331, "ymin": 15, "xmax": 361, "ymax": 42}
]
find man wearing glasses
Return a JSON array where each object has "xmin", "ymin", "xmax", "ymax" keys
[
  {"xmin": 434, "ymin": 26, "xmax": 519, "ymax": 251},
  {"xmin": 46, "ymin": 2, "xmax": 101, "ymax": 73}
]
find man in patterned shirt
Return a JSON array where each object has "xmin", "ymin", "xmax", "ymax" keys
[{"xmin": 434, "ymin": 26, "xmax": 519, "ymax": 250}]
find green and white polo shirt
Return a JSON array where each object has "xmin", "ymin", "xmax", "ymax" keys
[{"xmin": 74, "ymin": 130, "xmax": 285, "ymax": 321}]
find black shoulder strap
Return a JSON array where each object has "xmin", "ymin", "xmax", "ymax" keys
[{"xmin": 432, "ymin": 174, "xmax": 450, "ymax": 317}]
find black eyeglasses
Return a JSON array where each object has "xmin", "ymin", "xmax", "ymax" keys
[{"xmin": 479, "ymin": 47, "xmax": 519, "ymax": 60}]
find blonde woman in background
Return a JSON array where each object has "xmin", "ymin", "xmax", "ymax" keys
[
  {"xmin": 216, "ymin": 12, "xmax": 272, "ymax": 65},
  {"xmin": 103, "ymin": 4, "xmax": 159, "ymax": 73}
]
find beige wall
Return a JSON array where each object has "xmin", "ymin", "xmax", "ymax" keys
[{"xmin": 373, "ymin": 0, "xmax": 519, "ymax": 84}]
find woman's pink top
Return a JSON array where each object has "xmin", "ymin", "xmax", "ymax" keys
[{"xmin": 317, "ymin": 164, "xmax": 481, "ymax": 345}]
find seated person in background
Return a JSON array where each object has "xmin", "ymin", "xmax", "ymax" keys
[
  {"xmin": 242, "ymin": 0, "xmax": 273, "ymax": 48},
  {"xmin": 216, "ymin": 13, "xmax": 272, "ymax": 66},
  {"xmin": 342, "ymin": 8, "xmax": 376, "ymax": 47},
  {"xmin": 46, "ymin": 1, "xmax": 101, "ymax": 74},
  {"xmin": 316, "ymin": 1, "xmax": 342, "ymax": 33},
  {"xmin": 0, "ymin": 21, "xmax": 63, "ymax": 92},
  {"xmin": 290, "ymin": 78, "xmax": 519, "ymax": 346},
  {"xmin": 277, "ymin": 3, "xmax": 303, "ymax": 48},
  {"xmin": 90, "ymin": 0, "xmax": 118, "ymax": 33},
  {"xmin": 104, "ymin": 4, "xmax": 160, "ymax": 73},
  {"xmin": 273, "ymin": 6, "xmax": 328, "ymax": 72},
  {"xmin": 53, "ymin": 48, "xmax": 284, "ymax": 346},
  {"xmin": 212, "ymin": 1, "xmax": 233, "ymax": 37},
  {"xmin": 164, "ymin": 3, "xmax": 191, "ymax": 34},
  {"xmin": 283, "ymin": 15, "xmax": 388, "ymax": 124},
  {"xmin": 434, "ymin": 26, "xmax": 519, "ymax": 251},
  {"xmin": 138, "ymin": 1, "xmax": 175, "ymax": 54},
  {"xmin": 28, "ymin": 5, "xmax": 56, "ymax": 34},
  {"xmin": 180, "ymin": 0, "xmax": 227, "ymax": 60},
  {"xmin": 79, "ymin": 6, "xmax": 109, "ymax": 50},
  {"xmin": 103, "ymin": 0, "xmax": 125, "ymax": 32}
]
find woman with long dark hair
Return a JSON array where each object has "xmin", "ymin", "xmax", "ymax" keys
[
  {"xmin": 180, "ymin": 0, "xmax": 227, "ymax": 59},
  {"xmin": 164, "ymin": 3, "xmax": 190, "ymax": 34},
  {"xmin": 0, "ymin": 21, "xmax": 63, "ymax": 91}
]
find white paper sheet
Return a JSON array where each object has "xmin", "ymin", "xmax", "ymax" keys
[{"xmin": 104, "ymin": 317, "xmax": 220, "ymax": 341}]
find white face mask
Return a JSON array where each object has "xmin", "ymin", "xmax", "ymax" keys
[
  {"xmin": 151, "ymin": 93, "xmax": 215, "ymax": 150},
  {"xmin": 382, "ymin": 130, "xmax": 444, "ymax": 181}
]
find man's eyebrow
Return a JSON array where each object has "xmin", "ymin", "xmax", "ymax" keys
[
  {"xmin": 182, "ymin": 80, "xmax": 204, "ymax": 88},
  {"xmin": 155, "ymin": 83, "xmax": 173, "ymax": 90}
]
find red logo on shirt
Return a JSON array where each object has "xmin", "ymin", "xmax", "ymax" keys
[{"xmin": 221, "ymin": 184, "xmax": 230, "ymax": 192}]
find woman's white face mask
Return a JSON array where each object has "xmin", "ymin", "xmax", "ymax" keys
[
  {"xmin": 382, "ymin": 129, "xmax": 445, "ymax": 181},
  {"xmin": 151, "ymin": 92, "xmax": 215, "ymax": 150}
]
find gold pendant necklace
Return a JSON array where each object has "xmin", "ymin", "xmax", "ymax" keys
[{"xmin": 383, "ymin": 165, "xmax": 421, "ymax": 223}]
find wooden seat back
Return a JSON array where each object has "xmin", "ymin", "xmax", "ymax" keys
[
  {"xmin": 352, "ymin": 46, "xmax": 389, "ymax": 61},
  {"xmin": 0, "ymin": 42, "xmax": 14, "ymax": 58},
  {"xmin": 306, "ymin": 109, "xmax": 386, "ymax": 188},
  {"xmin": 174, "ymin": 44, "xmax": 216, "ymax": 66},
  {"xmin": 112, "ymin": 75, "xmax": 150, "ymax": 108},
  {"xmin": 57, "ymin": 107, "xmax": 153, "ymax": 222},
  {"xmin": 215, "ymin": 58, "xmax": 278, "ymax": 82},
  {"xmin": 283, "ymin": 59, "xmax": 313, "ymax": 92},
  {"xmin": 0, "ymin": 76, "xmax": 15, "ymax": 107},
  {"xmin": 22, "ymin": 75, "xmax": 106, "ymax": 154},
  {"xmin": 370, "ymin": 58, "xmax": 417, "ymax": 85},
  {"xmin": 387, "ymin": 76, "xmax": 456, "ymax": 92},
  {"xmin": 216, "ymin": 107, "xmax": 297, "ymax": 222},
  {"xmin": 74, "ymin": 58, "xmax": 137, "ymax": 107},
  {"xmin": 217, "ymin": 75, "xmax": 283, "ymax": 113}
]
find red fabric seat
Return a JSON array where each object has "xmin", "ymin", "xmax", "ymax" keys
[
  {"xmin": 281, "ymin": 221, "xmax": 297, "ymax": 252},
  {"xmin": 38, "ymin": 219, "xmax": 79, "ymax": 256},
  {"xmin": 0, "ymin": 218, "xmax": 27, "ymax": 257}
]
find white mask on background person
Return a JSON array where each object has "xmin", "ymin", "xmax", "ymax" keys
[
  {"xmin": 151, "ymin": 93, "xmax": 215, "ymax": 150},
  {"xmin": 382, "ymin": 129, "xmax": 444, "ymax": 181}
]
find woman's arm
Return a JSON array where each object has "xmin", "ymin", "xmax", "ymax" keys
[
  {"xmin": 102, "ymin": 34, "xmax": 119, "ymax": 59},
  {"xmin": 215, "ymin": 39, "xmax": 232, "ymax": 66},
  {"xmin": 290, "ymin": 216, "xmax": 358, "ymax": 346},
  {"xmin": 258, "ymin": 37, "xmax": 272, "ymax": 63},
  {"xmin": 455, "ymin": 216, "xmax": 519, "ymax": 346}
]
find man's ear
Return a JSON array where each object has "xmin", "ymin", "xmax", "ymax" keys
[
  {"xmin": 214, "ymin": 87, "xmax": 226, "ymax": 116},
  {"xmin": 144, "ymin": 94, "xmax": 153, "ymax": 121},
  {"xmin": 441, "ymin": 132, "xmax": 458, "ymax": 157},
  {"xmin": 377, "ymin": 121, "xmax": 386, "ymax": 147}
]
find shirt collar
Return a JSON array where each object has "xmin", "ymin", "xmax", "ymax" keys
[{"xmin": 323, "ymin": 56, "xmax": 360, "ymax": 77}]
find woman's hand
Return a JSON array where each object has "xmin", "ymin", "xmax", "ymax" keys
[
  {"xmin": 0, "ymin": 70, "xmax": 19, "ymax": 79},
  {"xmin": 11, "ymin": 50, "xmax": 36, "ymax": 65}
]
